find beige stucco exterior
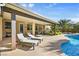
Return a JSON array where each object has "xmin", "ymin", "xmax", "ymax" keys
[
  {"xmin": 2, "ymin": 12, "xmax": 47, "ymax": 36},
  {"xmin": 0, "ymin": 16, "xmax": 3, "ymax": 41},
  {"xmin": 0, "ymin": 3, "xmax": 55, "ymax": 49}
]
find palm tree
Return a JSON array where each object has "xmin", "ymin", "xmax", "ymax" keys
[
  {"xmin": 58, "ymin": 19, "xmax": 71, "ymax": 32},
  {"xmin": 51, "ymin": 23, "xmax": 60, "ymax": 35},
  {"xmin": 73, "ymin": 22, "xmax": 79, "ymax": 33}
]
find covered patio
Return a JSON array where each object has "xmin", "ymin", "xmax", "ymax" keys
[{"xmin": 0, "ymin": 4, "xmax": 54, "ymax": 50}]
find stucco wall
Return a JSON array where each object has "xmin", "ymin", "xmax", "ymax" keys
[
  {"xmin": 45, "ymin": 25, "xmax": 51, "ymax": 33},
  {"xmin": 16, "ymin": 21, "xmax": 27, "ymax": 35},
  {"xmin": 0, "ymin": 16, "xmax": 3, "ymax": 41}
]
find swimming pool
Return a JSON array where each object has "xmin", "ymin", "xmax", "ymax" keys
[{"xmin": 60, "ymin": 34, "xmax": 79, "ymax": 56}]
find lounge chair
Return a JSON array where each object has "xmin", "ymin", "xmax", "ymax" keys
[
  {"xmin": 17, "ymin": 33, "xmax": 39, "ymax": 50},
  {"xmin": 27, "ymin": 33, "xmax": 43, "ymax": 42}
]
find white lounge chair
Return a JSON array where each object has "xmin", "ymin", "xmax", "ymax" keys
[
  {"xmin": 17, "ymin": 33, "xmax": 39, "ymax": 50},
  {"xmin": 27, "ymin": 33, "xmax": 43, "ymax": 42}
]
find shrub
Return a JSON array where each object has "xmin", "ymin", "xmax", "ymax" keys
[{"xmin": 55, "ymin": 31, "xmax": 62, "ymax": 35}]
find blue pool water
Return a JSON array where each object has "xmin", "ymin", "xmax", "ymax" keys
[{"xmin": 60, "ymin": 34, "xmax": 79, "ymax": 56}]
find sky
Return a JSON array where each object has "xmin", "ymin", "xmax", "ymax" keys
[{"xmin": 19, "ymin": 3, "xmax": 79, "ymax": 23}]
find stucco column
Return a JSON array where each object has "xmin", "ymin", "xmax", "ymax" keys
[
  {"xmin": 11, "ymin": 12, "xmax": 16, "ymax": 49},
  {"xmin": 32, "ymin": 22, "xmax": 35, "ymax": 35},
  {"xmin": 0, "ymin": 7, "xmax": 3, "ymax": 41},
  {"xmin": 0, "ymin": 16, "xmax": 3, "ymax": 41}
]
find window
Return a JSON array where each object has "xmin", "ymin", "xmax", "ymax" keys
[
  {"xmin": 27, "ymin": 24, "xmax": 32, "ymax": 30},
  {"xmin": 35, "ymin": 25, "xmax": 38, "ymax": 30},
  {"xmin": 5, "ymin": 32, "xmax": 11, "ymax": 37},
  {"xmin": 19, "ymin": 24, "xmax": 24, "ymax": 33},
  {"xmin": 5, "ymin": 22, "xmax": 11, "ymax": 29}
]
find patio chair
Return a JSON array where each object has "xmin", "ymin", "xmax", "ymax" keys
[
  {"xmin": 27, "ymin": 33, "xmax": 43, "ymax": 42},
  {"xmin": 17, "ymin": 33, "xmax": 39, "ymax": 50},
  {"xmin": 22, "ymin": 34, "xmax": 41, "ymax": 43}
]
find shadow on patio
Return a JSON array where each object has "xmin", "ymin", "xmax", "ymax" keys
[
  {"xmin": 17, "ymin": 44, "xmax": 34, "ymax": 51},
  {"xmin": 43, "ymin": 39, "xmax": 68, "ymax": 54}
]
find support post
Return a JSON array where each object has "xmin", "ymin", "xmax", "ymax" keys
[
  {"xmin": 0, "ymin": 6, "xmax": 3, "ymax": 41},
  {"xmin": 11, "ymin": 12, "xmax": 16, "ymax": 49},
  {"xmin": 32, "ymin": 22, "xmax": 35, "ymax": 35}
]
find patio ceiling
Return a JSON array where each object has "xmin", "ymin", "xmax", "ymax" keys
[
  {"xmin": 3, "ymin": 3, "xmax": 56, "ymax": 24},
  {"xmin": 3, "ymin": 12, "xmax": 51, "ymax": 25}
]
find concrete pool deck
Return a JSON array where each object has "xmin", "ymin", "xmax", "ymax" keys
[{"xmin": 1, "ymin": 35, "xmax": 68, "ymax": 56}]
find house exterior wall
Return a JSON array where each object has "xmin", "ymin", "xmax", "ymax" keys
[
  {"xmin": 16, "ymin": 21, "xmax": 27, "ymax": 35},
  {"xmin": 0, "ymin": 16, "xmax": 3, "ymax": 41},
  {"xmin": 2, "ymin": 11, "xmax": 52, "ymax": 38},
  {"xmin": 45, "ymin": 25, "xmax": 51, "ymax": 33},
  {"xmin": 2, "ymin": 18, "xmax": 50, "ymax": 38},
  {"xmin": 2, "ymin": 18, "xmax": 51, "ymax": 38},
  {"xmin": 0, "ymin": 7, "xmax": 3, "ymax": 41}
]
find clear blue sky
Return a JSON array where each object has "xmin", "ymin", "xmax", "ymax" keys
[{"xmin": 19, "ymin": 3, "xmax": 79, "ymax": 23}]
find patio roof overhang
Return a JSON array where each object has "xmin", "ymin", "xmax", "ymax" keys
[{"xmin": 2, "ymin": 3, "xmax": 56, "ymax": 24}]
